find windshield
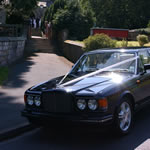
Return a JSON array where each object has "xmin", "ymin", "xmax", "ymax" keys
[{"xmin": 71, "ymin": 52, "xmax": 136, "ymax": 75}]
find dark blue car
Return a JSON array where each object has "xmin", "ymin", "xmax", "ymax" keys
[{"xmin": 22, "ymin": 47, "xmax": 150, "ymax": 135}]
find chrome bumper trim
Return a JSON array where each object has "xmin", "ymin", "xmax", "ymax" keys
[{"xmin": 78, "ymin": 117, "xmax": 113, "ymax": 123}]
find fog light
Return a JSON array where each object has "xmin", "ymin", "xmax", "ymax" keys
[
  {"xmin": 88, "ymin": 100, "xmax": 98, "ymax": 111},
  {"xmin": 27, "ymin": 95, "xmax": 34, "ymax": 105},
  {"xmin": 77, "ymin": 99, "xmax": 86, "ymax": 110},
  {"xmin": 34, "ymin": 96, "xmax": 41, "ymax": 107}
]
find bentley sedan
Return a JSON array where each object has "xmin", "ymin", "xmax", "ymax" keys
[{"xmin": 22, "ymin": 47, "xmax": 150, "ymax": 135}]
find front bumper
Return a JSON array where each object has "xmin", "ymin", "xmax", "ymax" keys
[{"xmin": 21, "ymin": 109, "xmax": 113, "ymax": 124}]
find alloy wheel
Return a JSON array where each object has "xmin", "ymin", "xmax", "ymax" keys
[{"xmin": 118, "ymin": 101, "xmax": 132, "ymax": 132}]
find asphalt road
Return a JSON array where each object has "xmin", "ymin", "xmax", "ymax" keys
[
  {"xmin": 0, "ymin": 52, "xmax": 73, "ymax": 133},
  {"xmin": 1, "ymin": 105, "xmax": 150, "ymax": 150}
]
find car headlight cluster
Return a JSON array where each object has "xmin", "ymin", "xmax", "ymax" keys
[
  {"xmin": 77, "ymin": 99, "xmax": 98, "ymax": 111},
  {"xmin": 88, "ymin": 100, "xmax": 98, "ymax": 111},
  {"xmin": 77, "ymin": 99, "xmax": 87, "ymax": 110},
  {"xmin": 26, "ymin": 95, "xmax": 41, "ymax": 107}
]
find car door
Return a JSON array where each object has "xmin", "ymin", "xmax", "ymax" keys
[{"xmin": 135, "ymin": 50, "xmax": 150, "ymax": 102}]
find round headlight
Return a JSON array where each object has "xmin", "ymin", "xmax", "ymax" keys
[
  {"xmin": 34, "ymin": 96, "xmax": 41, "ymax": 107},
  {"xmin": 77, "ymin": 99, "xmax": 86, "ymax": 110},
  {"xmin": 88, "ymin": 100, "xmax": 98, "ymax": 111},
  {"xmin": 27, "ymin": 95, "xmax": 34, "ymax": 105}
]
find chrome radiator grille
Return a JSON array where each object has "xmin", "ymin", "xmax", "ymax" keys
[{"xmin": 42, "ymin": 91, "xmax": 72, "ymax": 113}]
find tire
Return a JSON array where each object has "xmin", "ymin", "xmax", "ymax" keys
[{"xmin": 114, "ymin": 97, "xmax": 133, "ymax": 135}]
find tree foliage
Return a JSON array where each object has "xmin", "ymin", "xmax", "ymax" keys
[
  {"xmin": 0, "ymin": 0, "xmax": 4, "ymax": 6},
  {"xmin": 88, "ymin": 0, "xmax": 150, "ymax": 29},
  {"xmin": 43, "ymin": 0, "xmax": 94, "ymax": 40},
  {"xmin": 147, "ymin": 21, "xmax": 150, "ymax": 28},
  {"xmin": 0, "ymin": 0, "xmax": 2, "ymax": 5},
  {"xmin": 6, "ymin": 0, "xmax": 37, "ymax": 24}
]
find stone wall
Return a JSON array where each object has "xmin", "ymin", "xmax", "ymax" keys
[
  {"xmin": 0, "ymin": 37, "xmax": 26, "ymax": 66},
  {"xmin": 63, "ymin": 40, "xmax": 84, "ymax": 63},
  {"xmin": 0, "ymin": 9, "xmax": 6, "ymax": 24}
]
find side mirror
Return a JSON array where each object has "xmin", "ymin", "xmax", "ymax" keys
[{"xmin": 144, "ymin": 64, "xmax": 150, "ymax": 70}]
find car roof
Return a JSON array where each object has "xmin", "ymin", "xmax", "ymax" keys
[{"xmin": 85, "ymin": 47, "xmax": 150, "ymax": 55}]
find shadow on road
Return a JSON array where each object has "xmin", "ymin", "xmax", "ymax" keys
[
  {"xmin": 0, "ymin": 38, "xmax": 72, "ymax": 137},
  {"xmin": 0, "ymin": 92, "xmax": 27, "ymax": 132},
  {"xmin": 2, "ymin": 40, "xmax": 64, "ymax": 89},
  {"xmin": 22, "ymin": 104, "xmax": 150, "ymax": 150},
  {"xmin": 2, "ymin": 55, "xmax": 36, "ymax": 88}
]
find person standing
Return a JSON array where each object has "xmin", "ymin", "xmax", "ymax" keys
[
  {"xmin": 45, "ymin": 21, "xmax": 48, "ymax": 39},
  {"xmin": 39, "ymin": 19, "xmax": 41, "ymax": 28},
  {"xmin": 33, "ymin": 18, "xmax": 36, "ymax": 28}
]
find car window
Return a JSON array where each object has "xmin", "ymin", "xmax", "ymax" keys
[
  {"xmin": 138, "ymin": 51, "xmax": 150, "ymax": 64},
  {"xmin": 138, "ymin": 59, "xmax": 145, "ymax": 73},
  {"xmin": 71, "ymin": 52, "xmax": 136, "ymax": 75}
]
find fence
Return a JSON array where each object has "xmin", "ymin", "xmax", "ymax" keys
[{"xmin": 91, "ymin": 28, "xmax": 129, "ymax": 40}]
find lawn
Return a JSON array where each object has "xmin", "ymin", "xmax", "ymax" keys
[
  {"xmin": 116, "ymin": 41, "xmax": 150, "ymax": 47},
  {"xmin": 75, "ymin": 40, "xmax": 150, "ymax": 48},
  {"xmin": 0, "ymin": 67, "xmax": 9, "ymax": 85}
]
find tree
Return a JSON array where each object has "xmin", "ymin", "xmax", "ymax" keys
[
  {"xmin": 43, "ymin": 0, "xmax": 94, "ymax": 40},
  {"xmin": 0, "ymin": 0, "xmax": 4, "ymax": 6},
  {"xmin": 88, "ymin": 0, "xmax": 150, "ymax": 29},
  {"xmin": 0, "ymin": 0, "xmax": 3, "ymax": 5},
  {"xmin": 6, "ymin": 0, "xmax": 37, "ymax": 24}
]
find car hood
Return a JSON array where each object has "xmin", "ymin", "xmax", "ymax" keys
[
  {"xmin": 62, "ymin": 76, "xmax": 112, "ymax": 93},
  {"xmin": 29, "ymin": 72, "xmax": 133, "ymax": 94}
]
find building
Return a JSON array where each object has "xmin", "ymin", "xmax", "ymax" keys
[
  {"xmin": 37, "ymin": 0, "xmax": 53, "ymax": 8},
  {"xmin": 34, "ymin": 0, "xmax": 54, "ymax": 20}
]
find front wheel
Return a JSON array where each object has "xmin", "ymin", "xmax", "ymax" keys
[{"xmin": 114, "ymin": 98, "xmax": 133, "ymax": 135}]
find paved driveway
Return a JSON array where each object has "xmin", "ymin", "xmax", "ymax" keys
[{"xmin": 0, "ymin": 52, "xmax": 72, "ymax": 132}]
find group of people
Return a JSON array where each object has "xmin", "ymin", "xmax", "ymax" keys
[
  {"xmin": 30, "ymin": 17, "xmax": 52, "ymax": 39},
  {"xmin": 30, "ymin": 18, "xmax": 41, "ymax": 29}
]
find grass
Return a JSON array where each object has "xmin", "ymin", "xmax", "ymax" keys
[
  {"xmin": 74, "ymin": 40, "xmax": 150, "ymax": 48},
  {"xmin": 116, "ymin": 41, "xmax": 150, "ymax": 47},
  {"xmin": 0, "ymin": 67, "xmax": 9, "ymax": 85}
]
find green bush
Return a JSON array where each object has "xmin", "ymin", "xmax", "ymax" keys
[
  {"xmin": 6, "ymin": 0, "xmax": 37, "ymax": 24},
  {"xmin": 136, "ymin": 34, "xmax": 149, "ymax": 46},
  {"xmin": 83, "ymin": 34, "xmax": 117, "ymax": 51},
  {"xmin": 0, "ymin": 67, "xmax": 8, "ymax": 85},
  {"xmin": 147, "ymin": 20, "xmax": 150, "ymax": 28},
  {"xmin": 120, "ymin": 39, "xmax": 128, "ymax": 47},
  {"xmin": 42, "ymin": 0, "xmax": 94, "ymax": 40}
]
